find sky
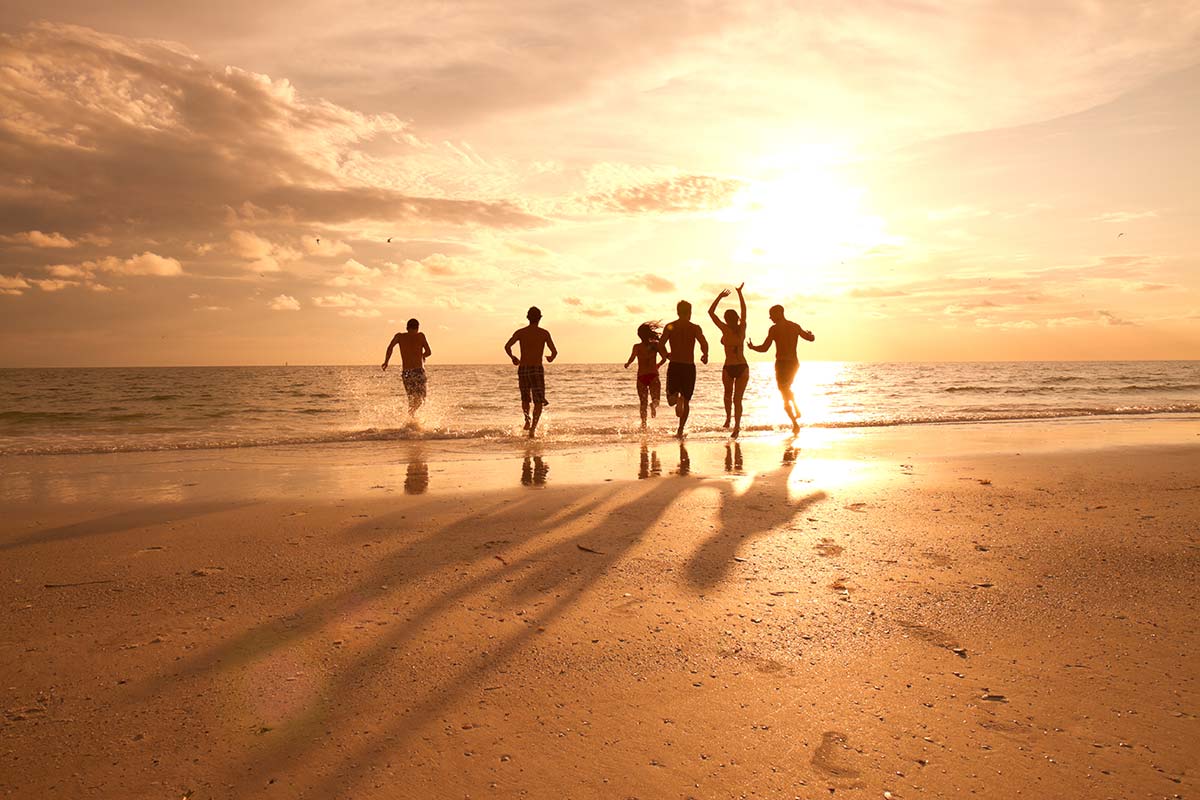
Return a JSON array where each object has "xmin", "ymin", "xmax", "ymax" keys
[{"xmin": 0, "ymin": 1, "xmax": 1197, "ymax": 366}]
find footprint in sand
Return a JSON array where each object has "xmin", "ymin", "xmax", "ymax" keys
[
  {"xmin": 815, "ymin": 538, "xmax": 844, "ymax": 557},
  {"xmin": 812, "ymin": 731, "xmax": 862, "ymax": 779}
]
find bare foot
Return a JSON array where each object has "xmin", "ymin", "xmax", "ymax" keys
[
  {"xmin": 528, "ymin": 428, "xmax": 537, "ymax": 439},
  {"xmin": 650, "ymin": 404, "xmax": 658, "ymax": 418},
  {"xmin": 731, "ymin": 427, "xmax": 740, "ymax": 439},
  {"xmin": 792, "ymin": 421, "xmax": 800, "ymax": 434},
  {"xmin": 723, "ymin": 417, "xmax": 731, "ymax": 428},
  {"xmin": 523, "ymin": 419, "xmax": 531, "ymax": 430}
]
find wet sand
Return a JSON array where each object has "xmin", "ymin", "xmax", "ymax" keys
[{"xmin": 1, "ymin": 423, "xmax": 1198, "ymax": 798}]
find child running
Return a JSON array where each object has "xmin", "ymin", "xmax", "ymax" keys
[{"xmin": 623, "ymin": 322, "xmax": 665, "ymax": 429}]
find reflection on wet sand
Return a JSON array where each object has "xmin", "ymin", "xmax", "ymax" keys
[
  {"xmin": 404, "ymin": 460, "xmax": 430, "ymax": 495},
  {"xmin": 724, "ymin": 442, "xmax": 743, "ymax": 474},
  {"xmin": 675, "ymin": 442, "xmax": 691, "ymax": 476},
  {"xmin": 783, "ymin": 438, "xmax": 799, "ymax": 465},
  {"xmin": 638, "ymin": 444, "xmax": 661, "ymax": 480},
  {"xmin": 521, "ymin": 453, "xmax": 549, "ymax": 487}
]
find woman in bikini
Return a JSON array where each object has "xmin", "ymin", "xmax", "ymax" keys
[
  {"xmin": 708, "ymin": 283, "xmax": 748, "ymax": 438},
  {"xmin": 624, "ymin": 321, "xmax": 664, "ymax": 429}
]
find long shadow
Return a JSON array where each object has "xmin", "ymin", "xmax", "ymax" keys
[
  {"xmin": 134, "ymin": 485, "xmax": 619, "ymax": 700},
  {"xmin": 241, "ymin": 475, "xmax": 697, "ymax": 798},
  {"xmin": 0, "ymin": 501, "xmax": 256, "ymax": 552},
  {"xmin": 682, "ymin": 468, "xmax": 827, "ymax": 590}
]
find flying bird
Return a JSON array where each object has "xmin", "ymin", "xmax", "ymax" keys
[
  {"xmin": 387, "ymin": 237, "xmax": 392, "ymax": 243},
  {"xmin": 316, "ymin": 237, "xmax": 320, "ymax": 244},
  {"xmin": 1117, "ymin": 232, "xmax": 1125, "ymax": 237}
]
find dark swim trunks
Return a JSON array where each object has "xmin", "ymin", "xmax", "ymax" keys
[
  {"xmin": 723, "ymin": 363, "xmax": 748, "ymax": 380},
  {"xmin": 666, "ymin": 362, "xmax": 697, "ymax": 401},
  {"xmin": 775, "ymin": 360, "xmax": 799, "ymax": 391},
  {"xmin": 401, "ymin": 367, "xmax": 427, "ymax": 399},
  {"xmin": 518, "ymin": 364, "xmax": 547, "ymax": 405}
]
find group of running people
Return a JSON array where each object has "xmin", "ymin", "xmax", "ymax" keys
[{"xmin": 382, "ymin": 286, "xmax": 814, "ymax": 438}]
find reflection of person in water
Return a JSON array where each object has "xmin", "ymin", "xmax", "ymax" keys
[
  {"xmin": 782, "ymin": 439, "xmax": 798, "ymax": 465},
  {"xmin": 675, "ymin": 441, "xmax": 691, "ymax": 477},
  {"xmin": 724, "ymin": 441, "xmax": 743, "ymax": 474},
  {"xmin": 521, "ymin": 452, "xmax": 549, "ymax": 487},
  {"xmin": 404, "ymin": 459, "xmax": 430, "ymax": 494},
  {"xmin": 638, "ymin": 443, "xmax": 661, "ymax": 480}
]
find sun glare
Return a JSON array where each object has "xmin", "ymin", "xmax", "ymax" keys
[{"xmin": 726, "ymin": 159, "xmax": 892, "ymax": 295}]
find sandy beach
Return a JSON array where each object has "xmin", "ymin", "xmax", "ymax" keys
[{"xmin": 2, "ymin": 420, "xmax": 1198, "ymax": 799}]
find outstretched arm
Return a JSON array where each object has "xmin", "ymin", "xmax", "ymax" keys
[
  {"xmin": 545, "ymin": 332, "xmax": 558, "ymax": 363},
  {"xmin": 696, "ymin": 324, "xmax": 709, "ymax": 365},
  {"xmin": 381, "ymin": 333, "xmax": 400, "ymax": 370},
  {"xmin": 748, "ymin": 327, "xmax": 775, "ymax": 353},
  {"xmin": 504, "ymin": 332, "xmax": 520, "ymax": 365},
  {"xmin": 707, "ymin": 289, "xmax": 730, "ymax": 331},
  {"xmin": 800, "ymin": 325, "xmax": 815, "ymax": 342}
]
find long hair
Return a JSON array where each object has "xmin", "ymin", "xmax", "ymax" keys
[{"xmin": 637, "ymin": 320, "xmax": 661, "ymax": 344}]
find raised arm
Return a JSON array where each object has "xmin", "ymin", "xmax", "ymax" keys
[
  {"xmin": 748, "ymin": 326, "xmax": 775, "ymax": 353},
  {"xmin": 736, "ymin": 283, "xmax": 746, "ymax": 332},
  {"xmin": 504, "ymin": 331, "xmax": 520, "ymax": 365},
  {"xmin": 707, "ymin": 289, "xmax": 730, "ymax": 331},
  {"xmin": 381, "ymin": 333, "xmax": 400, "ymax": 370},
  {"xmin": 696, "ymin": 323, "xmax": 709, "ymax": 365},
  {"xmin": 545, "ymin": 331, "xmax": 558, "ymax": 363}
]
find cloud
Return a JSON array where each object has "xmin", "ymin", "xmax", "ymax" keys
[
  {"xmin": 0, "ymin": 275, "xmax": 31, "ymax": 296},
  {"xmin": 302, "ymin": 236, "xmax": 354, "ymax": 257},
  {"xmin": 1093, "ymin": 210, "xmax": 1158, "ymax": 224},
  {"xmin": 504, "ymin": 240, "xmax": 553, "ymax": 257},
  {"xmin": 563, "ymin": 296, "xmax": 583, "ymax": 306},
  {"xmin": 0, "ymin": 230, "xmax": 75, "ymax": 248},
  {"xmin": 31, "ymin": 278, "xmax": 78, "ymax": 292},
  {"xmin": 312, "ymin": 292, "xmax": 372, "ymax": 309},
  {"xmin": 589, "ymin": 174, "xmax": 744, "ymax": 214},
  {"xmin": 627, "ymin": 274, "xmax": 676, "ymax": 293},
  {"xmin": 269, "ymin": 294, "xmax": 301, "ymax": 311},
  {"xmin": 399, "ymin": 252, "xmax": 472, "ymax": 276},
  {"xmin": 229, "ymin": 231, "xmax": 275, "ymax": 261},
  {"xmin": 95, "ymin": 253, "xmax": 184, "ymax": 277},
  {"xmin": 1098, "ymin": 309, "xmax": 1136, "ymax": 326},
  {"xmin": 327, "ymin": 258, "xmax": 383, "ymax": 287},
  {"xmin": 582, "ymin": 308, "xmax": 615, "ymax": 318},
  {"xmin": 338, "ymin": 308, "xmax": 382, "ymax": 318}
]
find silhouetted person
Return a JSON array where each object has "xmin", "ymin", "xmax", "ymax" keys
[
  {"xmin": 657, "ymin": 300, "xmax": 708, "ymax": 438},
  {"xmin": 382, "ymin": 318, "xmax": 432, "ymax": 414},
  {"xmin": 624, "ymin": 321, "xmax": 665, "ymax": 429},
  {"xmin": 504, "ymin": 306, "xmax": 558, "ymax": 437},
  {"xmin": 708, "ymin": 283, "xmax": 748, "ymax": 438},
  {"xmin": 749, "ymin": 305, "xmax": 815, "ymax": 433}
]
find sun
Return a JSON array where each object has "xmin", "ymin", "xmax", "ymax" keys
[{"xmin": 724, "ymin": 157, "xmax": 894, "ymax": 295}]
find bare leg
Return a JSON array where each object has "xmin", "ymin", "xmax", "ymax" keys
[
  {"xmin": 521, "ymin": 397, "xmax": 531, "ymax": 430},
  {"xmin": 782, "ymin": 391, "xmax": 800, "ymax": 433},
  {"xmin": 637, "ymin": 382, "xmax": 649, "ymax": 429},
  {"xmin": 732, "ymin": 369, "xmax": 749, "ymax": 438},
  {"xmin": 650, "ymin": 379, "xmax": 660, "ymax": 418},
  {"xmin": 676, "ymin": 397, "xmax": 689, "ymax": 438},
  {"xmin": 529, "ymin": 401, "xmax": 544, "ymax": 438},
  {"xmin": 721, "ymin": 368, "xmax": 733, "ymax": 428}
]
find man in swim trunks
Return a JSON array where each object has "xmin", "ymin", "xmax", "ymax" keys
[
  {"xmin": 748, "ymin": 304, "xmax": 815, "ymax": 433},
  {"xmin": 504, "ymin": 306, "xmax": 558, "ymax": 438},
  {"xmin": 657, "ymin": 300, "xmax": 709, "ymax": 439},
  {"xmin": 381, "ymin": 318, "xmax": 433, "ymax": 414}
]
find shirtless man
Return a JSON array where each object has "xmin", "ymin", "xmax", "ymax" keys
[
  {"xmin": 657, "ymin": 300, "xmax": 709, "ymax": 438},
  {"xmin": 504, "ymin": 306, "xmax": 558, "ymax": 438},
  {"xmin": 381, "ymin": 318, "xmax": 433, "ymax": 414},
  {"xmin": 748, "ymin": 304, "xmax": 815, "ymax": 433}
]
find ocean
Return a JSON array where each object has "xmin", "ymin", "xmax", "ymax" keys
[{"xmin": 0, "ymin": 361, "xmax": 1197, "ymax": 456}]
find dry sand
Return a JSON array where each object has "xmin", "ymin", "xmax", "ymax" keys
[{"xmin": 1, "ymin": 427, "xmax": 1198, "ymax": 799}]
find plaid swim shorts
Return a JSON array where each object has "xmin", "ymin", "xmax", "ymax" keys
[{"xmin": 517, "ymin": 364, "xmax": 547, "ymax": 405}]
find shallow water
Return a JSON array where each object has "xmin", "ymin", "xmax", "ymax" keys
[{"xmin": 0, "ymin": 361, "xmax": 1196, "ymax": 455}]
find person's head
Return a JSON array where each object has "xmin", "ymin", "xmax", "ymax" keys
[
  {"xmin": 527, "ymin": 306, "xmax": 542, "ymax": 324},
  {"xmin": 724, "ymin": 308, "xmax": 740, "ymax": 327},
  {"xmin": 406, "ymin": 318, "xmax": 419, "ymax": 331},
  {"xmin": 769, "ymin": 304, "xmax": 785, "ymax": 323},
  {"xmin": 637, "ymin": 321, "xmax": 661, "ymax": 343},
  {"xmin": 676, "ymin": 300, "xmax": 692, "ymax": 321}
]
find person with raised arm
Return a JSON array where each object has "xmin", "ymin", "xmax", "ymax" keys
[
  {"xmin": 381, "ymin": 318, "xmax": 433, "ymax": 415},
  {"xmin": 707, "ymin": 283, "xmax": 749, "ymax": 438},
  {"xmin": 504, "ymin": 306, "xmax": 558, "ymax": 438},
  {"xmin": 657, "ymin": 300, "xmax": 708, "ymax": 439},
  {"xmin": 748, "ymin": 304, "xmax": 815, "ymax": 433}
]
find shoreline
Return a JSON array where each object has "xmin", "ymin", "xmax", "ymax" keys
[{"xmin": 1, "ymin": 419, "xmax": 1197, "ymax": 798}]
